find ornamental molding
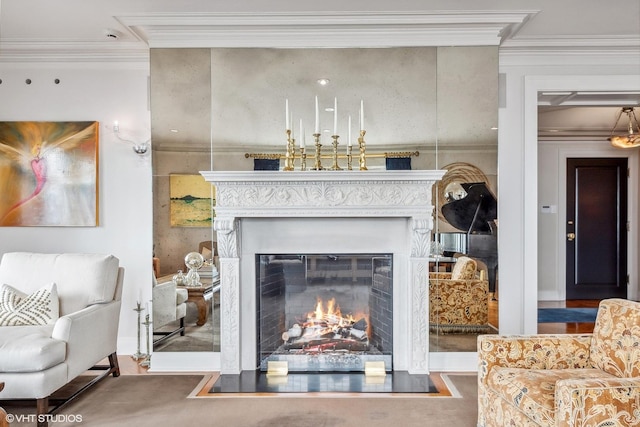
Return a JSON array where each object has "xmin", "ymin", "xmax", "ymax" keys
[
  {"xmin": 202, "ymin": 170, "xmax": 445, "ymax": 219},
  {"xmin": 219, "ymin": 258, "xmax": 240, "ymax": 374},
  {"xmin": 410, "ymin": 259, "xmax": 429, "ymax": 373}
]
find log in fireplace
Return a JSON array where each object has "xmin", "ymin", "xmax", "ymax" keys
[{"xmin": 257, "ymin": 253, "xmax": 393, "ymax": 372}]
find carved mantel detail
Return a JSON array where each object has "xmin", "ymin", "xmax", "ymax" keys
[
  {"xmin": 201, "ymin": 170, "xmax": 445, "ymax": 375},
  {"xmin": 213, "ymin": 216, "xmax": 238, "ymax": 258}
]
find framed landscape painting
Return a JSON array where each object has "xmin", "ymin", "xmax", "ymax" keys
[
  {"xmin": 0, "ymin": 121, "xmax": 99, "ymax": 226},
  {"xmin": 169, "ymin": 174, "xmax": 214, "ymax": 227}
]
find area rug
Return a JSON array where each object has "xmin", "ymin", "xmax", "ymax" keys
[
  {"xmin": 1, "ymin": 374, "xmax": 477, "ymax": 426},
  {"xmin": 538, "ymin": 307, "xmax": 598, "ymax": 323},
  {"xmin": 190, "ymin": 372, "xmax": 459, "ymax": 397}
]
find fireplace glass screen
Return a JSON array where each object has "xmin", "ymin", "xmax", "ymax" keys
[{"xmin": 257, "ymin": 254, "xmax": 393, "ymax": 372}]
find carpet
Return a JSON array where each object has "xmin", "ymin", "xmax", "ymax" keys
[
  {"xmin": 0, "ymin": 374, "xmax": 478, "ymax": 426},
  {"xmin": 538, "ymin": 307, "xmax": 598, "ymax": 323}
]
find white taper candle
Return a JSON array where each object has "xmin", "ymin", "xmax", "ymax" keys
[
  {"xmin": 314, "ymin": 96, "xmax": 319, "ymax": 134},
  {"xmin": 285, "ymin": 99, "xmax": 290, "ymax": 131},
  {"xmin": 333, "ymin": 97, "xmax": 338, "ymax": 135}
]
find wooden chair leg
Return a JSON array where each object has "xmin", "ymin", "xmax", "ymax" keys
[
  {"xmin": 36, "ymin": 397, "xmax": 49, "ymax": 427},
  {"xmin": 108, "ymin": 352, "xmax": 120, "ymax": 377},
  {"xmin": 0, "ymin": 407, "xmax": 8, "ymax": 427}
]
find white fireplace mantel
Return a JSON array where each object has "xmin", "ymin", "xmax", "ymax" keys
[{"xmin": 201, "ymin": 170, "xmax": 445, "ymax": 374}]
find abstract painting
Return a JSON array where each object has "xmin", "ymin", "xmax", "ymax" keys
[
  {"xmin": 0, "ymin": 121, "xmax": 99, "ymax": 226},
  {"xmin": 169, "ymin": 174, "xmax": 214, "ymax": 227}
]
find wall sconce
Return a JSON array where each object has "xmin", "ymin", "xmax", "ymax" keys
[
  {"xmin": 608, "ymin": 107, "xmax": 640, "ymax": 149},
  {"xmin": 113, "ymin": 121, "xmax": 150, "ymax": 155}
]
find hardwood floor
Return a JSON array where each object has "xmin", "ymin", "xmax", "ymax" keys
[
  {"xmin": 488, "ymin": 297, "xmax": 600, "ymax": 334},
  {"xmin": 537, "ymin": 299, "xmax": 600, "ymax": 334},
  {"xmin": 105, "ymin": 356, "xmax": 150, "ymax": 375}
]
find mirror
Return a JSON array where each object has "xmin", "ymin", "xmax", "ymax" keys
[
  {"xmin": 150, "ymin": 49, "xmax": 219, "ymax": 352},
  {"xmin": 149, "ymin": 46, "xmax": 498, "ymax": 354}
]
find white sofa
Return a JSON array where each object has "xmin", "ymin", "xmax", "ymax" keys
[{"xmin": 0, "ymin": 252, "xmax": 124, "ymax": 426}]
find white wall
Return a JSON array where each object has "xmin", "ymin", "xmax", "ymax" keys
[
  {"xmin": 499, "ymin": 48, "xmax": 640, "ymax": 334},
  {"xmin": 0, "ymin": 61, "xmax": 152, "ymax": 354}
]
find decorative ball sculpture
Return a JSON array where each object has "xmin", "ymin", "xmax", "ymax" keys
[{"xmin": 184, "ymin": 252, "xmax": 204, "ymax": 287}]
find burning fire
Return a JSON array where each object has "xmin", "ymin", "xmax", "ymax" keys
[
  {"xmin": 308, "ymin": 297, "xmax": 358, "ymax": 327},
  {"xmin": 281, "ymin": 297, "xmax": 371, "ymax": 353}
]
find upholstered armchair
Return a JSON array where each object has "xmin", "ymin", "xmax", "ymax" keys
[
  {"xmin": 0, "ymin": 252, "xmax": 123, "ymax": 427},
  {"xmin": 152, "ymin": 274, "xmax": 188, "ymax": 345},
  {"xmin": 478, "ymin": 298, "xmax": 640, "ymax": 427},
  {"xmin": 429, "ymin": 256, "xmax": 490, "ymax": 333}
]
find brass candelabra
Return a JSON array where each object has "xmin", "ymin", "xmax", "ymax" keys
[
  {"xmin": 311, "ymin": 133, "xmax": 324, "ymax": 170},
  {"xmin": 358, "ymin": 130, "xmax": 368, "ymax": 171},
  {"xmin": 330, "ymin": 135, "xmax": 343, "ymax": 170},
  {"xmin": 283, "ymin": 129, "xmax": 295, "ymax": 171},
  {"xmin": 245, "ymin": 128, "xmax": 420, "ymax": 171}
]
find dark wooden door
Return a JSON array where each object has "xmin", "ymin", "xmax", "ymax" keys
[{"xmin": 566, "ymin": 158, "xmax": 627, "ymax": 299}]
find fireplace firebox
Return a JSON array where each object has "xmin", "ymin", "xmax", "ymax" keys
[{"xmin": 257, "ymin": 253, "xmax": 393, "ymax": 372}]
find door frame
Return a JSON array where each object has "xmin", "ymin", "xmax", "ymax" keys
[{"xmin": 555, "ymin": 145, "xmax": 637, "ymax": 301}]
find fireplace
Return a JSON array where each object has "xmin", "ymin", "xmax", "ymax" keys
[
  {"xmin": 200, "ymin": 170, "xmax": 445, "ymax": 375},
  {"xmin": 257, "ymin": 253, "xmax": 393, "ymax": 372}
]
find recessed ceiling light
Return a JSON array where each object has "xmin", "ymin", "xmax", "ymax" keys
[
  {"xmin": 169, "ymin": 129, "xmax": 179, "ymax": 133},
  {"xmin": 317, "ymin": 78, "xmax": 330, "ymax": 86},
  {"xmin": 325, "ymin": 107, "xmax": 334, "ymax": 112},
  {"xmin": 490, "ymin": 127, "xmax": 498, "ymax": 130}
]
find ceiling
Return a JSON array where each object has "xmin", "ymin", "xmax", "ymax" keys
[
  {"xmin": 1, "ymin": 1, "xmax": 639, "ymax": 144},
  {"xmin": 1, "ymin": 1, "xmax": 639, "ymax": 45}
]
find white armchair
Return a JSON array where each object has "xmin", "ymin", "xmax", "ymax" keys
[
  {"xmin": 152, "ymin": 275, "xmax": 188, "ymax": 345},
  {"xmin": 0, "ymin": 252, "xmax": 124, "ymax": 427}
]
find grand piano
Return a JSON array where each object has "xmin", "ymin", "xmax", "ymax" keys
[{"xmin": 440, "ymin": 182, "xmax": 498, "ymax": 294}]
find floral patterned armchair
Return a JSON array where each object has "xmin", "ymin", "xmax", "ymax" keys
[
  {"xmin": 429, "ymin": 256, "xmax": 490, "ymax": 333},
  {"xmin": 478, "ymin": 298, "xmax": 640, "ymax": 426}
]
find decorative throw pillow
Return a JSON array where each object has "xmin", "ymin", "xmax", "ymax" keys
[
  {"xmin": 451, "ymin": 256, "xmax": 477, "ymax": 280},
  {"xmin": 0, "ymin": 282, "xmax": 59, "ymax": 326}
]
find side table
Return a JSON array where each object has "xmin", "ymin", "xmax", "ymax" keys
[{"xmin": 179, "ymin": 277, "xmax": 221, "ymax": 326}]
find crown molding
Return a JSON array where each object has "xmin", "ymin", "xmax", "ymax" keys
[
  {"xmin": 3, "ymin": 12, "xmax": 637, "ymax": 63},
  {"xmin": 501, "ymin": 35, "xmax": 640, "ymax": 49},
  {"xmin": 115, "ymin": 10, "xmax": 538, "ymax": 48},
  {"xmin": 0, "ymin": 40, "xmax": 149, "ymax": 64},
  {"xmin": 500, "ymin": 47, "xmax": 640, "ymax": 69},
  {"xmin": 500, "ymin": 35, "xmax": 640, "ymax": 65}
]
